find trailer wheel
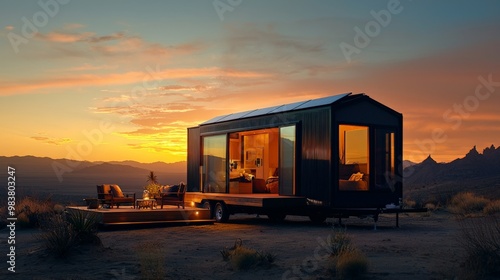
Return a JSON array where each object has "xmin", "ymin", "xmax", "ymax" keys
[
  {"xmin": 214, "ymin": 202, "xmax": 229, "ymax": 223},
  {"xmin": 202, "ymin": 201, "xmax": 212, "ymax": 218},
  {"xmin": 309, "ymin": 213, "xmax": 327, "ymax": 224},
  {"xmin": 267, "ymin": 212, "xmax": 286, "ymax": 223}
]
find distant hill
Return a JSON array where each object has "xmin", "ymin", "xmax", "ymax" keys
[
  {"xmin": 404, "ymin": 145, "xmax": 500, "ymax": 200},
  {"xmin": 0, "ymin": 156, "xmax": 187, "ymax": 201},
  {"xmin": 403, "ymin": 160, "xmax": 417, "ymax": 169}
]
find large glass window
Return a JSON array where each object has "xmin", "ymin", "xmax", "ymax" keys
[
  {"xmin": 202, "ymin": 134, "xmax": 227, "ymax": 193},
  {"xmin": 280, "ymin": 125, "xmax": 296, "ymax": 195},
  {"xmin": 339, "ymin": 125, "xmax": 369, "ymax": 191}
]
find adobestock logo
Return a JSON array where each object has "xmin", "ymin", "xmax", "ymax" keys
[
  {"xmin": 7, "ymin": 0, "xmax": 70, "ymax": 54},
  {"xmin": 339, "ymin": 0, "xmax": 404, "ymax": 63}
]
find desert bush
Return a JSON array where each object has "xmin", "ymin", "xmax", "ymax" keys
[
  {"xmin": 328, "ymin": 227, "xmax": 355, "ymax": 256},
  {"xmin": 457, "ymin": 216, "xmax": 500, "ymax": 279},
  {"xmin": 221, "ymin": 239, "xmax": 275, "ymax": 270},
  {"xmin": 16, "ymin": 196, "xmax": 54, "ymax": 228},
  {"xmin": 39, "ymin": 214, "xmax": 77, "ymax": 257},
  {"xmin": 39, "ymin": 210, "xmax": 101, "ymax": 257},
  {"xmin": 65, "ymin": 210, "xmax": 101, "ymax": 245},
  {"xmin": 335, "ymin": 249, "xmax": 369, "ymax": 280},
  {"xmin": 484, "ymin": 200, "xmax": 500, "ymax": 216},
  {"xmin": 327, "ymin": 228, "xmax": 369, "ymax": 279},
  {"xmin": 403, "ymin": 199, "xmax": 416, "ymax": 209},
  {"xmin": 448, "ymin": 192, "xmax": 490, "ymax": 216},
  {"xmin": 136, "ymin": 243, "xmax": 165, "ymax": 280}
]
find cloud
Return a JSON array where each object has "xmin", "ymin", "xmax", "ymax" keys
[
  {"xmin": 0, "ymin": 67, "xmax": 272, "ymax": 96},
  {"xmin": 36, "ymin": 31, "xmax": 94, "ymax": 43},
  {"xmin": 34, "ymin": 28, "xmax": 205, "ymax": 60},
  {"xmin": 63, "ymin": 23, "xmax": 85, "ymax": 30},
  {"xmin": 30, "ymin": 136, "xmax": 72, "ymax": 146}
]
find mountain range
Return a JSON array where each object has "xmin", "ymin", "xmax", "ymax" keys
[
  {"xmin": 404, "ymin": 145, "xmax": 500, "ymax": 200},
  {"xmin": 1, "ymin": 145, "xmax": 499, "ymax": 202},
  {"xmin": 0, "ymin": 156, "xmax": 186, "ymax": 200}
]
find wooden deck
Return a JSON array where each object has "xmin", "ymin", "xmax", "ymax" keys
[
  {"xmin": 185, "ymin": 192, "xmax": 307, "ymax": 208},
  {"xmin": 66, "ymin": 205, "xmax": 213, "ymax": 227}
]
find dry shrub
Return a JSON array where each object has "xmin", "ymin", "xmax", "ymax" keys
[
  {"xmin": 221, "ymin": 239, "xmax": 275, "ymax": 270},
  {"xmin": 403, "ymin": 199, "xmax": 416, "ymax": 209},
  {"xmin": 335, "ymin": 249, "xmax": 369, "ymax": 280},
  {"xmin": 328, "ymin": 228, "xmax": 355, "ymax": 256},
  {"xmin": 327, "ymin": 228, "xmax": 369, "ymax": 279},
  {"xmin": 16, "ymin": 196, "xmax": 54, "ymax": 228},
  {"xmin": 136, "ymin": 243, "xmax": 165, "ymax": 280},
  {"xmin": 457, "ymin": 216, "xmax": 500, "ymax": 279},
  {"xmin": 484, "ymin": 200, "xmax": 500, "ymax": 216},
  {"xmin": 449, "ymin": 192, "xmax": 490, "ymax": 216}
]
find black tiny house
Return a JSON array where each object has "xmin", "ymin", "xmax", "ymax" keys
[{"xmin": 187, "ymin": 93, "xmax": 403, "ymax": 216}]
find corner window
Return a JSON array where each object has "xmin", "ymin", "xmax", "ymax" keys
[{"xmin": 339, "ymin": 125, "xmax": 369, "ymax": 191}]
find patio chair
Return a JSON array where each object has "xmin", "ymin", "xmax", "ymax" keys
[
  {"xmin": 97, "ymin": 184, "xmax": 136, "ymax": 208},
  {"xmin": 158, "ymin": 182, "xmax": 186, "ymax": 209}
]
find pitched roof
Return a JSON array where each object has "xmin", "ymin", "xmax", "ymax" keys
[{"xmin": 201, "ymin": 92, "xmax": 353, "ymax": 125}]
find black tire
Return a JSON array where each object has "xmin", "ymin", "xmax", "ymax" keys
[
  {"xmin": 202, "ymin": 201, "xmax": 213, "ymax": 218},
  {"xmin": 267, "ymin": 212, "xmax": 287, "ymax": 222},
  {"xmin": 309, "ymin": 213, "xmax": 327, "ymax": 224},
  {"xmin": 214, "ymin": 202, "xmax": 229, "ymax": 223}
]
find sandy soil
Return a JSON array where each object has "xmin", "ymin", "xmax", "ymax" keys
[{"xmin": 2, "ymin": 211, "xmax": 467, "ymax": 280}]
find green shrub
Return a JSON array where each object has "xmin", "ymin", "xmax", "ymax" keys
[
  {"xmin": 335, "ymin": 249, "xmax": 369, "ymax": 280},
  {"xmin": 458, "ymin": 216, "xmax": 500, "ymax": 278},
  {"xmin": 144, "ymin": 183, "xmax": 162, "ymax": 198},
  {"xmin": 448, "ymin": 192, "xmax": 490, "ymax": 216},
  {"xmin": 221, "ymin": 239, "xmax": 275, "ymax": 270},
  {"xmin": 136, "ymin": 243, "xmax": 165, "ymax": 280}
]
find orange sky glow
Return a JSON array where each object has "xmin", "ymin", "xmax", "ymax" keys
[{"xmin": 1, "ymin": 1, "xmax": 499, "ymax": 164}]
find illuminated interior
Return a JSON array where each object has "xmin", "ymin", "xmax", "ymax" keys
[
  {"xmin": 339, "ymin": 125, "xmax": 370, "ymax": 191},
  {"xmin": 201, "ymin": 128, "xmax": 282, "ymax": 194}
]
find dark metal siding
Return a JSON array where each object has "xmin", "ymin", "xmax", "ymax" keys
[
  {"xmin": 298, "ymin": 108, "xmax": 331, "ymax": 205},
  {"xmin": 187, "ymin": 127, "xmax": 200, "ymax": 192}
]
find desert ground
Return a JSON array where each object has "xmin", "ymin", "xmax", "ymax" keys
[{"xmin": 1, "ymin": 210, "xmax": 473, "ymax": 280}]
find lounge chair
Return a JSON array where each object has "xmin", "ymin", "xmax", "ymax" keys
[
  {"xmin": 158, "ymin": 182, "xmax": 186, "ymax": 209},
  {"xmin": 97, "ymin": 184, "xmax": 136, "ymax": 208}
]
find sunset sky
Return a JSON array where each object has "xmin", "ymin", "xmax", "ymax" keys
[{"xmin": 1, "ymin": 0, "xmax": 499, "ymax": 164}]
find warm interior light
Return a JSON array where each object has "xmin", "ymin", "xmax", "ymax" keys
[
  {"xmin": 195, "ymin": 211, "xmax": 199, "ymax": 215},
  {"xmin": 191, "ymin": 201, "xmax": 195, "ymax": 207}
]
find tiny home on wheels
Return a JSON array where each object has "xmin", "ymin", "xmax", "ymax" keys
[{"xmin": 185, "ymin": 93, "xmax": 406, "ymax": 223}]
